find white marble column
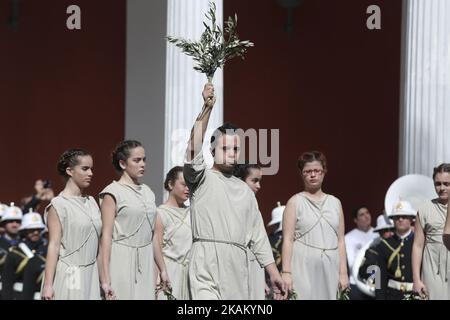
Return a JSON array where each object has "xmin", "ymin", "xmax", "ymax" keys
[
  {"xmin": 126, "ymin": 0, "xmax": 167, "ymax": 204},
  {"xmin": 164, "ymin": 0, "xmax": 224, "ymax": 186},
  {"xmin": 400, "ymin": 0, "xmax": 450, "ymax": 175}
]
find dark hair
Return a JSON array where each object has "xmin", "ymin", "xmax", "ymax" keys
[
  {"xmin": 112, "ymin": 140, "xmax": 143, "ymax": 172},
  {"xmin": 164, "ymin": 166, "xmax": 183, "ymax": 192},
  {"xmin": 297, "ymin": 151, "xmax": 327, "ymax": 172},
  {"xmin": 433, "ymin": 163, "xmax": 450, "ymax": 180},
  {"xmin": 233, "ymin": 163, "xmax": 261, "ymax": 181},
  {"xmin": 352, "ymin": 205, "xmax": 368, "ymax": 219},
  {"xmin": 210, "ymin": 122, "xmax": 239, "ymax": 149},
  {"xmin": 57, "ymin": 149, "xmax": 91, "ymax": 178}
]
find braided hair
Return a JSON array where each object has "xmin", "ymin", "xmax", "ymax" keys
[
  {"xmin": 111, "ymin": 140, "xmax": 143, "ymax": 172},
  {"xmin": 57, "ymin": 148, "xmax": 91, "ymax": 179},
  {"xmin": 164, "ymin": 166, "xmax": 183, "ymax": 192}
]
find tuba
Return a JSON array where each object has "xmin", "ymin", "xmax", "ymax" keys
[
  {"xmin": 384, "ymin": 174, "xmax": 436, "ymax": 219},
  {"xmin": 352, "ymin": 174, "xmax": 436, "ymax": 297}
]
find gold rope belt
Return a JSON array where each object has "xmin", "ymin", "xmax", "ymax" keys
[{"xmin": 193, "ymin": 237, "xmax": 247, "ymax": 252}]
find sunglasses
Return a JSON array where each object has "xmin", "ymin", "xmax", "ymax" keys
[{"xmin": 393, "ymin": 215, "xmax": 411, "ymax": 220}]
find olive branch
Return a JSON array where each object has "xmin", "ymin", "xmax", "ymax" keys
[{"xmin": 167, "ymin": 2, "xmax": 254, "ymax": 83}]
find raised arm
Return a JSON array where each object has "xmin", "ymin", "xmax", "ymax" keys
[{"xmin": 186, "ymin": 83, "xmax": 216, "ymax": 161}]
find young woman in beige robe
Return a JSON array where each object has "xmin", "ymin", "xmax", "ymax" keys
[
  {"xmin": 154, "ymin": 166, "xmax": 192, "ymax": 300},
  {"xmin": 282, "ymin": 151, "xmax": 349, "ymax": 300},
  {"xmin": 41, "ymin": 149, "xmax": 101, "ymax": 300},
  {"xmin": 413, "ymin": 164, "xmax": 450, "ymax": 299},
  {"xmin": 99, "ymin": 140, "xmax": 158, "ymax": 300}
]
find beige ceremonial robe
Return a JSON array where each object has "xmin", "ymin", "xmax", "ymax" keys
[
  {"xmin": 418, "ymin": 199, "xmax": 450, "ymax": 300},
  {"xmin": 184, "ymin": 152, "xmax": 274, "ymax": 300},
  {"xmin": 291, "ymin": 193, "xmax": 342, "ymax": 300},
  {"xmin": 43, "ymin": 195, "xmax": 102, "ymax": 300},
  {"xmin": 156, "ymin": 205, "xmax": 192, "ymax": 300},
  {"xmin": 99, "ymin": 181, "xmax": 156, "ymax": 300}
]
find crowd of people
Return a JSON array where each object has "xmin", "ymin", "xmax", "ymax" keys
[
  {"xmin": 1, "ymin": 84, "xmax": 450, "ymax": 300},
  {"xmin": 344, "ymin": 163, "xmax": 450, "ymax": 300}
]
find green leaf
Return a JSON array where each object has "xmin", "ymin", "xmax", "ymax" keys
[{"xmin": 167, "ymin": 2, "xmax": 253, "ymax": 81}]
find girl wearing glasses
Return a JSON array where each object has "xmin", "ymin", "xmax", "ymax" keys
[
  {"xmin": 412, "ymin": 163, "xmax": 450, "ymax": 300},
  {"xmin": 281, "ymin": 151, "xmax": 349, "ymax": 299}
]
